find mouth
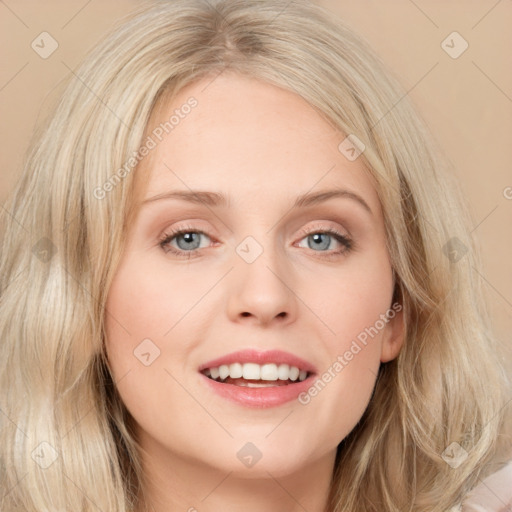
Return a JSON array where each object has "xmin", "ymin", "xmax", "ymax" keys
[
  {"xmin": 198, "ymin": 349, "xmax": 316, "ymax": 408},
  {"xmin": 201, "ymin": 362, "xmax": 311, "ymax": 387}
]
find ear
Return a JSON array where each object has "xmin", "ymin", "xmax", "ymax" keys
[{"xmin": 380, "ymin": 304, "xmax": 404, "ymax": 363}]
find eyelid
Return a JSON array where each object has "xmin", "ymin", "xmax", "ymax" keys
[
  {"xmin": 159, "ymin": 219, "xmax": 348, "ymax": 243},
  {"xmin": 157, "ymin": 220, "xmax": 215, "ymax": 242},
  {"xmin": 158, "ymin": 224, "xmax": 214, "ymax": 246},
  {"xmin": 295, "ymin": 221, "xmax": 349, "ymax": 237}
]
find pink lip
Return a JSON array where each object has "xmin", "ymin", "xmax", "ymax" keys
[
  {"xmin": 199, "ymin": 373, "xmax": 315, "ymax": 408},
  {"xmin": 198, "ymin": 349, "xmax": 317, "ymax": 374},
  {"xmin": 198, "ymin": 349, "xmax": 317, "ymax": 409}
]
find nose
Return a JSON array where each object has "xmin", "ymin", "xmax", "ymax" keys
[{"xmin": 226, "ymin": 243, "xmax": 298, "ymax": 327}]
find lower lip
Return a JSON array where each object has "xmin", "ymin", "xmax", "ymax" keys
[{"xmin": 199, "ymin": 373, "xmax": 315, "ymax": 408}]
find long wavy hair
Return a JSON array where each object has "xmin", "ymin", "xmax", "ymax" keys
[{"xmin": 1, "ymin": 1, "xmax": 510, "ymax": 510}]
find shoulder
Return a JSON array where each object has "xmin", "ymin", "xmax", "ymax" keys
[{"xmin": 456, "ymin": 461, "xmax": 512, "ymax": 511}]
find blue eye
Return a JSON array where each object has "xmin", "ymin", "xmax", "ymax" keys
[
  {"xmin": 159, "ymin": 228, "xmax": 211, "ymax": 258},
  {"xmin": 158, "ymin": 226, "xmax": 353, "ymax": 260},
  {"xmin": 297, "ymin": 230, "xmax": 352, "ymax": 254}
]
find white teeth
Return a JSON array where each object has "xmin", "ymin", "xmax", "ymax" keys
[
  {"xmin": 229, "ymin": 362, "xmax": 243, "ymax": 378},
  {"xmin": 260, "ymin": 363, "xmax": 278, "ymax": 381},
  {"xmin": 203, "ymin": 362, "xmax": 310, "ymax": 382},
  {"xmin": 242, "ymin": 363, "xmax": 260, "ymax": 380},
  {"xmin": 277, "ymin": 364, "xmax": 290, "ymax": 380},
  {"xmin": 289, "ymin": 366, "xmax": 299, "ymax": 381},
  {"xmin": 219, "ymin": 365, "xmax": 230, "ymax": 380}
]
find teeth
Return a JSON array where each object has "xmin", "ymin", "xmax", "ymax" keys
[
  {"xmin": 242, "ymin": 363, "xmax": 260, "ymax": 380},
  {"xmin": 229, "ymin": 362, "xmax": 243, "ymax": 378},
  {"xmin": 277, "ymin": 364, "xmax": 290, "ymax": 380},
  {"xmin": 219, "ymin": 364, "xmax": 230, "ymax": 380},
  {"xmin": 202, "ymin": 362, "xmax": 309, "ymax": 383},
  {"xmin": 289, "ymin": 366, "xmax": 299, "ymax": 381},
  {"xmin": 238, "ymin": 381, "xmax": 280, "ymax": 388},
  {"xmin": 260, "ymin": 363, "xmax": 278, "ymax": 381}
]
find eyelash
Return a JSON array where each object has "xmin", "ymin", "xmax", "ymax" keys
[{"xmin": 158, "ymin": 224, "xmax": 353, "ymax": 260}]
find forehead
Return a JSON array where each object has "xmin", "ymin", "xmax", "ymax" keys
[{"xmin": 135, "ymin": 72, "xmax": 381, "ymax": 217}]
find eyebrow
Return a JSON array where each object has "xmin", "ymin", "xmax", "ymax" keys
[{"xmin": 141, "ymin": 188, "xmax": 372, "ymax": 215}]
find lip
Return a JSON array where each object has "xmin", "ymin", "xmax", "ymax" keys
[
  {"xmin": 199, "ymin": 372, "xmax": 316, "ymax": 408},
  {"xmin": 198, "ymin": 349, "xmax": 317, "ymax": 409}
]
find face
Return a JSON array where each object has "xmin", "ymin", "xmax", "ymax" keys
[{"xmin": 104, "ymin": 72, "xmax": 403, "ymax": 482}]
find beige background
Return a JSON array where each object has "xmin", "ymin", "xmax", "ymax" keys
[{"xmin": 1, "ymin": 1, "xmax": 511, "ymax": 344}]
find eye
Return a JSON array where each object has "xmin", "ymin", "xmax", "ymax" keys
[
  {"xmin": 158, "ymin": 224, "xmax": 353, "ymax": 260},
  {"xmin": 158, "ymin": 226, "xmax": 213, "ymax": 259},
  {"xmin": 295, "ymin": 226, "xmax": 353, "ymax": 259}
]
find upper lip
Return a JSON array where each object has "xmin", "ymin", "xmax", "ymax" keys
[{"xmin": 198, "ymin": 349, "xmax": 318, "ymax": 374}]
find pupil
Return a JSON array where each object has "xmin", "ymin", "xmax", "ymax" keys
[
  {"xmin": 178, "ymin": 232, "xmax": 200, "ymax": 250},
  {"xmin": 310, "ymin": 233, "xmax": 329, "ymax": 250}
]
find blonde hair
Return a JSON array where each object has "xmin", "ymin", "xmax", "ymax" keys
[{"xmin": 0, "ymin": 0, "xmax": 510, "ymax": 510}]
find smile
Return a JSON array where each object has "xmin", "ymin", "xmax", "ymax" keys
[
  {"xmin": 198, "ymin": 349, "xmax": 317, "ymax": 408},
  {"xmin": 202, "ymin": 362, "xmax": 309, "ymax": 386}
]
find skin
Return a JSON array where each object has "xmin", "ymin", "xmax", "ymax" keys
[{"xmin": 104, "ymin": 71, "xmax": 404, "ymax": 512}]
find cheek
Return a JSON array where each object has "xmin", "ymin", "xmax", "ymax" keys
[
  {"xmin": 104, "ymin": 254, "xmax": 210, "ymax": 368},
  {"xmin": 312, "ymin": 248, "xmax": 394, "ymax": 348},
  {"xmin": 103, "ymin": 254, "xmax": 201, "ymax": 440},
  {"xmin": 103, "ymin": 252, "xmax": 225, "ymax": 422},
  {"xmin": 295, "ymin": 251, "xmax": 393, "ymax": 440}
]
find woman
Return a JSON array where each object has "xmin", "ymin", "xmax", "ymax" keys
[{"xmin": 0, "ymin": 1, "xmax": 510, "ymax": 510}]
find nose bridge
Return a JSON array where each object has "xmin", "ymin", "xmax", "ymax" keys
[{"xmin": 226, "ymin": 229, "xmax": 296, "ymax": 325}]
